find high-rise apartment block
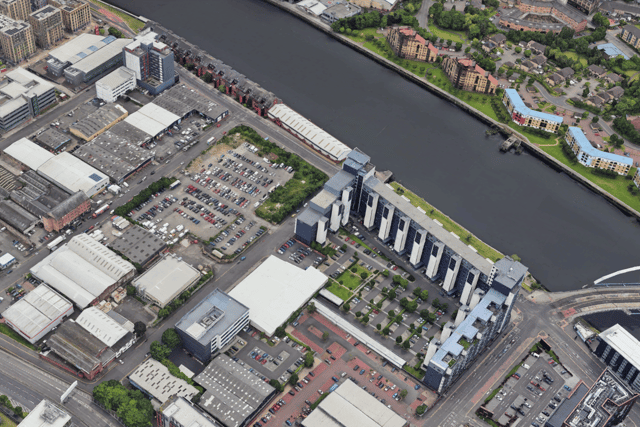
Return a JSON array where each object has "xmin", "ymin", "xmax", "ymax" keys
[
  {"xmin": 47, "ymin": 0, "xmax": 89, "ymax": 32},
  {"xmin": 123, "ymin": 29, "xmax": 175, "ymax": 95},
  {"xmin": 0, "ymin": 0, "xmax": 30, "ymax": 21},
  {"xmin": 28, "ymin": 5, "xmax": 62, "ymax": 48},
  {"xmin": 0, "ymin": 14, "xmax": 35, "ymax": 63}
]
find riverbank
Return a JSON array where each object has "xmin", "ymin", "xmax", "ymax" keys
[{"xmin": 260, "ymin": 0, "xmax": 640, "ymax": 221}]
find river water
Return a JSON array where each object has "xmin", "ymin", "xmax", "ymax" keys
[{"xmin": 107, "ymin": 0, "xmax": 640, "ymax": 291}]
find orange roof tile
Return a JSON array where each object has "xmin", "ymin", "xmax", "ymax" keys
[
  {"xmin": 415, "ymin": 34, "xmax": 427, "ymax": 45},
  {"xmin": 474, "ymin": 64, "xmax": 486, "ymax": 75},
  {"xmin": 488, "ymin": 74, "xmax": 499, "ymax": 86}
]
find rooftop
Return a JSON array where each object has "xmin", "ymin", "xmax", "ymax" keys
[
  {"xmin": 110, "ymin": 225, "xmax": 166, "ymax": 265},
  {"xmin": 48, "ymin": 319, "xmax": 111, "ymax": 374},
  {"xmin": 160, "ymin": 396, "xmax": 219, "ymax": 427},
  {"xmin": 76, "ymin": 306, "xmax": 128, "ymax": 347},
  {"xmin": 153, "ymin": 84, "xmax": 229, "ymax": 120},
  {"xmin": 64, "ymin": 37, "xmax": 131, "ymax": 74},
  {"xmin": 70, "ymin": 103, "xmax": 128, "ymax": 139},
  {"xmin": 4, "ymin": 137, "xmax": 55, "ymax": 170},
  {"xmin": 38, "ymin": 152, "xmax": 109, "ymax": 197},
  {"xmin": 30, "ymin": 5, "xmax": 60, "ymax": 19},
  {"xmin": 17, "ymin": 400, "xmax": 71, "ymax": 427},
  {"xmin": 568, "ymin": 127, "xmax": 632, "ymax": 166},
  {"xmin": 96, "ymin": 66, "xmax": 136, "ymax": 89},
  {"xmin": 129, "ymin": 359, "xmax": 198, "ymax": 405},
  {"xmin": 124, "ymin": 103, "xmax": 180, "ymax": 137},
  {"xmin": 599, "ymin": 324, "xmax": 640, "ymax": 369},
  {"xmin": 132, "ymin": 255, "xmax": 200, "ymax": 307},
  {"xmin": 0, "ymin": 200, "xmax": 39, "ymax": 232},
  {"xmin": 504, "ymin": 89, "xmax": 564, "ymax": 124},
  {"xmin": 35, "ymin": 128, "xmax": 71, "ymax": 150},
  {"xmin": 596, "ymin": 43, "xmax": 629, "ymax": 60},
  {"xmin": 48, "ymin": 33, "xmax": 104, "ymax": 64}
]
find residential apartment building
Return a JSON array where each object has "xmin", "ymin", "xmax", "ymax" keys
[
  {"xmin": 123, "ymin": 30, "xmax": 176, "ymax": 95},
  {"xmin": 634, "ymin": 169, "xmax": 640, "ymax": 190},
  {"xmin": 502, "ymin": 88, "xmax": 562, "ymax": 133},
  {"xmin": 620, "ymin": 25, "xmax": 640, "ymax": 50},
  {"xmin": 442, "ymin": 57, "xmax": 499, "ymax": 94},
  {"xmin": 47, "ymin": 0, "xmax": 89, "ymax": 32},
  {"xmin": 566, "ymin": 127, "xmax": 631, "ymax": 175},
  {"xmin": 0, "ymin": 15, "xmax": 35, "ymax": 63},
  {"xmin": 0, "ymin": 67, "xmax": 55, "ymax": 130},
  {"xmin": 387, "ymin": 26, "xmax": 437, "ymax": 63},
  {"xmin": 566, "ymin": 0, "xmax": 600, "ymax": 14},
  {"xmin": 595, "ymin": 324, "xmax": 640, "ymax": 392},
  {"xmin": 0, "ymin": 0, "xmax": 30, "ymax": 21},
  {"xmin": 28, "ymin": 5, "xmax": 63, "ymax": 48},
  {"xmin": 499, "ymin": 0, "xmax": 587, "ymax": 33}
]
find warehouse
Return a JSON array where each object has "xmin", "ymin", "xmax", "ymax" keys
[
  {"xmin": 95, "ymin": 66, "xmax": 137, "ymax": 103},
  {"xmin": 69, "ymin": 103, "xmax": 129, "ymax": 141},
  {"xmin": 34, "ymin": 128, "xmax": 71, "ymax": 152},
  {"xmin": 47, "ymin": 33, "xmax": 113, "ymax": 76},
  {"xmin": 37, "ymin": 152, "xmax": 109, "ymax": 198},
  {"xmin": 76, "ymin": 307, "xmax": 136, "ymax": 358},
  {"xmin": 30, "ymin": 234, "xmax": 136, "ymax": 308},
  {"xmin": 3, "ymin": 137, "xmax": 54, "ymax": 171},
  {"xmin": 62, "ymin": 37, "xmax": 132, "ymax": 86},
  {"xmin": 302, "ymin": 380, "xmax": 406, "ymax": 427},
  {"xmin": 129, "ymin": 359, "xmax": 198, "ymax": 408},
  {"xmin": 110, "ymin": 225, "xmax": 167, "ymax": 266},
  {"xmin": 194, "ymin": 355, "xmax": 276, "ymax": 427},
  {"xmin": 124, "ymin": 102, "xmax": 180, "ymax": 137},
  {"xmin": 0, "ymin": 199, "xmax": 39, "ymax": 234},
  {"xmin": 159, "ymin": 396, "xmax": 218, "ymax": 427},
  {"xmin": 267, "ymin": 103, "xmax": 352, "ymax": 162},
  {"xmin": 132, "ymin": 255, "xmax": 200, "ymax": 308},
  {"xmin": 153, "ymin": 84, "xmax": 229, "ymax": 123},
  {"xmin": 1, "ymin": 284, "xmax": 73, "ymax": 344},
  {"xmin": 228, "ymin": 255, "xmax": 327, "ymax": 336}
]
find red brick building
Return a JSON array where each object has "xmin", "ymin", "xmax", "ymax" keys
[
  {"xmin": 442, "ymin": 57, "xmax": 500, "ymax": 94},
  {"xmin": 42, "ymin": 191, "xmax": 90, "ymax": 232},
  {"xmin": 387, "ymin": 26, "xmax": 438, "ymax": 63}
]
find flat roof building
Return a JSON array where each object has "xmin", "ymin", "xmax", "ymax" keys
[
  {"xmin": 132, "ymin": 255, "xmax": 200, "ymax": 308},
  {"xmin": 503, "ymin": 89, "xmax": 563, "ymax": 133},
  {"xmin": 31, "ymin": 234, "xmax": 135, "ymax": 308},
  {"xmin": 228, "ymin": 256, "xmax": 327, "ymax": 336},
  {"xmin": 175, "ymin": 289, "xmax": 249, "ymax": 363},
  {"xmin": 28, "ymin": 5, "xmax": 63, "ymax": 49},
  {"xmin": 17, "ymin": 399, "xmax": 71, "ymax": 427},
  {"xmin": 129, "ymin": 358, "xmax": 199, "ymax": 407},
  {"xmin": 302, "ymin": 380, "xmax": 406, "ymax": 427},
  {"xmin": 159, "ymin": 396, "xmax": 219, "ymax": 427},
  {"xmin": 95, "ymin": 66, "xmax": 136, "ymax": 103},
  {"xmin": 76, "ymin": 306, "xmax": 129, "ymax": 347},
  {"xmin": 123, "ymin": 30, "xmax": 175, "ymax": 95},
  {"xmin": 37, "ymin": 152, "xmax": 110, "ymax": 198},
  {"xmin": 194, "ymin": 354, "xmax": 275, "ymax": 427},
  {"xmin": 3, "ymin": 137, "xmax": 54, "ymax": 170},
  {"xmin": 595, "ymin": 324, "xmax": 640, "ymax": 392},
  {"xmin": 47, "ymin": 0, "xmax": 90, "ymax": 33},
  {"xmin": 63, "ymin": 36, "xmax": 131, "ymax": 86},
  {"xmin": 0, "ymin": 15, "xmax": 35, "ymax": 64},
  {"xmin": 46, "ymin": 33, "xmax": 103, "ymax": 76},
  {"xmin": 124, "ymin": 102, "xmax": 180, "ymax": 137},
  {"xmin": 597, "ymin": 42, "xmax": 630, "ymax": 60},
  {"xmin": 0, "ymin": 252, "xmax": 15, "ymax": 269},
  {"xmin": 69, "ymin": 103, "xmax": 128, "ymax": 141},
  {"xmin": 566, "ymin": 127, "xmax": 632, "ymax": 175},
  {"xmin": 35, "ymin": 128, "xmax": 71, "ymax": 151},
  {"xmin": 320, "ymin": 3, "xmax": 362, "ymax": 23},
  {"xmin": 2, "ymin": 284, "xmax": 73, "ymax": 344},
  {"xmin": 153, "ymin": 84, "xmax": 229, "ymax": 123},
  {"xmin": 111, "ymin": 225, "xmax": 167, "ymax": 266},
  {"xmin": 0, "ymin": 0, "xmax": 30, "ymax": 21},
  {"xmin": 0, "ymin": 68, "xmax": 54, "ymax": 131}
]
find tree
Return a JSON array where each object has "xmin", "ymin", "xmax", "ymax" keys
[
  {"xmin": 269, "ymin": 379, "xmax": 284, "ymax": 392},
  {"xmin": 288, "ymin": 373, "xmax": 299, "ymax": 385},
  {"xmin": 150, "ymin": 341, "xmax": 171, "ymax": 361},
  {"xmin": 304, "ymin": 351, "xmax": 315, "ymax": 368},
  {"xmin": 342, "ymin": 302, "xmax": 351, "ymax": 312},
  {"xmin": 356, "ymin": 311, "xmax": 362, "ymax": 318},
  {"xmin": 402, "ymin": 340, "xmax": 411, "ymax": 349},
  {"xmin": 396, "ymin": 336, "xmax": 403, "ymax": 344},
  {"xmin": 307, "ymin": 302, "xmax": 317, "ymax": 313},
  {"xmin": 416, "ymin": 404, "xmax": 428, "ymax": 415},
  {"xmin": 413, "ymin": 288, "xmax": 422, "ymax": 298},
  {"xmin": 274, "ymin": 327, "xmax": 286, "ymax": 338},
  {"xmin": 382, "ymin": 326, "xmax": 390, "ymax": 335},
  {"xmin": 360, "ymin": 272, "xmax": 369, "ymax": 280},
  {"xmin": 388, "ymin": 309, "xmax": 396, "ymax": 319},
  {"xmin": 399, "ymin": 389, "xmax": 408, "ymax": 400},
  {"xmin": 382, "ymin": 269, "xmax": 390, "ymax": 277},
  {"xmin": 108, "ymin": 27, "xmax": 123, "ymax": 38},
  {"xmin": 524, "ymin": 49, "xmax": 532, "ymax": 58},
  {"xmin": 376, "ymin": 323, "xmax": 382, "ymax": 330},
  {"xmin": 162, "ymin": 329, "xmax": 182, "ymax": 350},
  {"xmin": 582, "ymin": 87, "xmax": 589, "ymax": 98},
  {"xmin": 455, "ymin": 42, "xmax": 462, "ymax": 52},
  {"xmin": 388, "ymin": 289, "xmax": 397, "ymax": 300},
  {"xmin": 322, "ymin": 331, "xmax": 330, "ymax": 341},
  {"xmin": 592, "ymin": 116, "xmax": 599, "ymax": 123},
  {"xmin": 515, "ymin": 46, "xmax": 522, "ymax": 53},
  {"xmin": 362, "ymin": 314, "xmax": 370, "ymax": 324},
  {"xmin": 592, "ymin": 12, "xmax": 609, "ymax": 28},
  {"xmin": 134, "ymin": 321, "xmax": 146, "ymax": 338}
]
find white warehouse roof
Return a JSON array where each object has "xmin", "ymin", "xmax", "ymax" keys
[
  {"xmin": 268, "ymin": 104, "xmax": 352, "ymax": 161},
  {"xmin": 4, "ymin": 138, "xmax": 54, "ymax": 170},
  {"xmin": 30, "ymin": 234, "xmax": 135, "ymax": 308},
  {"xmin": 18, "ymin": 400, "xmax": 71, "ymax": 427},
  {"xmin": 129, "ymin": 359, "xmax": 198, "ymax": 405},
  {"xmin": 599, "ymin": 324, "xmax": 640, "ymax": 370},
  {"xmin": 1, "ymin": 284, "xmax": 73, "ymax": 343},
  {"xmin": 38, "ymin": 152, "xmax": 109, "ymax": 197},
  {"xmin": 228, "ymin": 256, "xmax": 326, "ymax": 336},
  {"xmin": 76, "ymin": 307, "xmax": 128, "ymax": 347},
  {"xmin": 303, "ymin": 380, "xmax": 406, "ymax": 427},
  {"xmin": 48, "ymin": 33, "xmax": 107, "ymax": 64},
  {"xmin": 96, "ymin": 66, "xmax": 136, "ymax": 89},
  {"xmin": 133, "ymin": 256, "xmax": 200, "ymax": 308},
  {"xmin": 124, "ymin": 103, "xmax": 179, "ymax": 137}
]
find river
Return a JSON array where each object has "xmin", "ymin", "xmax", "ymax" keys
[{"xmin": 106, "ymin": 0, "xmax": 640, "ymax": 291}]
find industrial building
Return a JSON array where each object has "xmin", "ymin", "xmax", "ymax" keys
[
  {"xmin": 175, "ymin": 289, "xmax": 249, "ymax": 363},
  {"xmin": 129, "ymin": 359, "xmax": 198, "ymax": 408},
  {"xmin": 387, "ymin": 26, "xmax": 438, "ymax": 63},
  {"xmin": 194, "ymin": 355, "xmax": 276, "ymax": 427},
  {"xmin": 47, "ymin": 0, "xmax": 90, "ymax": 32},
  {"xmin": 124, "ymin": 102, "xmax": 181, "ymax": 137},
  {"xmin": 566, "ymin": 127, "xmax": 632, "ymax": 175},
  {"xmin": 0, "ymin": 252, "xmax": 15, "ymax": 269},
  {"xmin": 442, "ymin": 57, "xmax": 499, "ymax": 94},
  {"xmin": 545, "ymin": 369, "xmax": 637, "ymax": 427},
  {"xmin": 69, "ymin": 103, "xmax": 129, "ymax": 141},
  {"xmin": 28, "ymin": 5, "xmax": 63, "ymax": 49},
  {"xmin": 41, "ymin": 191, "xmax": 90, "ymax": 232},
  {"xmin": 267, "ymin": 103, "xmax": 352, "ymax": 162},
  {"xmin": 153, "ymin": 84, "xmax": 229, "ymax": 123},
  {"xmin": 159, "ymin": 396, "xmax": 219, "ymax": 427},
  {"xmin": 503, "ymin": 89, "xmax": 563, "ymax": 133},
  {"xmin": 1, "ymin": 284, "xmax": 73, "ymax": 344},
  {"xmin": 295, "ymin": 150, "xmax": 526, "ymax": 393},
  {"xmin": 95, "ymin": 66, "xmax": 136, "ymax": 103},
  {"xmin": 18, "ymin": 399, "xmax": 71, "ymax": 427},
  {"xmin": 0, "ymin": 199, "xmax": 39, "ymax": 233},
  {"xmin": 35, "ymin": 127, "xmax": 71, "ymax": 151},
  {"xmin": 320, "ymin": 3, "xmax": 362, "ymax": 23},
  {"xmin": 302, "ymin": 380, "xmax": 406, "ymax": 427},
  {"xmin": 0, "ymin": 14, "xmax": 35, "ymax": 64},
  {"xmin": 75, "ymin": 306, "xmax": 136, "ymax": 358},
  {"xmin": 30, "ymin": 234, "xmax": 136, "ymax": 308},
  {"xmin": 0, "ymin": 68, "xmax": 54, "ymax": 131},
  {"xmin": 46, "ymin": 33, "xmax": 103, "ymax": 76},
  {"xmin": 595, "ymin": 324, "xmax": 640, "ymax": 392},
  {"xmin": 132, "ymin": 255, "xmax": 199, "ymax": 308},
  {"xmin": 111, "ymin": 225, "xmax": 167, "ymax": 266},
  {"xmin": 3, "ymin": 137, "xmax": 55, "ymax": 170},
  {"xmin": 0, "ymin": 0, "xmax": 30, "ymax": 21},
  {"xmin": 123, "ymin": 29, "xmax": 176, "ymax": 95},
  {"xmin": 229, "ymin": 255, "xmax": 327, "ymax": 336}
]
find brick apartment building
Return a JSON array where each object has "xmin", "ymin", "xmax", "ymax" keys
[
  {"xmin": 42, "ymin": 191, "xmax": 90, "ymax": 232},
  {"xmin": 387, "ymin": 26, "xmax": 438, "ymax": 63},
  {"xmin": 442, "ymin": 57, "xmax": 499, "ymax": 94},
  {"xmin": 0, "ymin": 0, "xmax": 30, "ymax": 21},
  {"xmin": 567, "ymin": 0, "xmax": 600, "ymax": 14},
  {"xmin": 499, "ymin": 0, "xmax": 587, "ymax": 33},
  {"xmin": 47, "ymin": 0, "xmax": 90, "ymax": 32}
]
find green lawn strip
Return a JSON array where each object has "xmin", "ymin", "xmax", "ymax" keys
[
  {"xmin": 286, "ymin": 333, "xmax": 311, "ymax": 351},
  {"xmin": 310, "ymin": 392, "xmax": 330, "ymax": 409},
  {"xmin": 426, "ymin": 69, "xmax": 497, "ymax": 118},
  {"xmin": 505, "ymin": 362, "xmax": 522, "ymax": 380},
  {"xmin": 427, "ymin": 23, "xmax": 465, "ymax": 43},
  {"xmin": 362, "ymin": 40, "xmax": 428, "ymax": 77},
  {"xmin": 547, "ymin": 349, "xmax": 560, "ymax": 363},
  {"xmin": 0, "ymin": 324, "xmax": 37, "ymax": 351},
  {"xmin": 403, "ymin": 363, "xmax": 426, "ymax": 378},
  {"xmin": 539, "ymin": 144, "xmax": 640, "ymax": 212},
  {"xmin": 389, "ymin": 182, "xmax": 502, "ymax": 262},
  {"xmin": 563, "ymin": 51, "xmax": 588, "ymax": 66},
  {"xmin": 335, "ymin": 270, "xmax": 362, "ymax": 291},
  {"xmin": 484, "ymin": 386, "xmax": 503, "ymax": 404},
  {"xmin": 327, "ymin": 280, "xmax": 353, "ymax": 301},
  {"xmin": 0, "ymin": 412, "xmax": 17, "ymax": 427},
  {"xmin": 508, "ymin": 124, "xmax": 557, "ymax": 145},
  {"xmin": 87, "ymin": 0, "xmax": 145, "ymax": 32},
  {"xmin": 345, "ymin": 28, "xmax": 384, "ymax": 43}
]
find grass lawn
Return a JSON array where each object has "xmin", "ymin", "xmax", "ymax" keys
[
  {"xmin": 563, "ymin": 51, "xmax": 588, "ymax": 66},
  {"xmin": 426, "ymin": 69, "xmax": 496, "ymax": 118},
  {"xmin": 327, "ymin": 281, "xmax": 353, "ymax": 301},
  {"xmin": 0, "ymin": 413, "xmax": 17, "ymax": 427},
  {"xmin": 363, "ymin": 40, "xmax": 428, "ymax": 77},
  {"xmin": 336, "ymin": 269, "xmax": 363, "ymax": 291},
  {"xmin": 0, "ymin": 324, "xmax": 37, "ymax": 351},
  {"xmin": 87, "ymin": 0, "xmax": 145, "ymax": 32},
  {"xmin": 346, "ymin": 28, "xmax": 384, "ymax": 43},
  {"xmin": 390, "ymin": 182, "xmax": 503, "ymax": 262},
  {"xmin": 404, "ymin": 363, "xmax": 426, "ymax": 378},
  {"xmin": 539, "ymin": 143, "xmax": 640, "ymax": 211},
  {"xmin": 427, "ymin": 24, "xmax": 465, "ymax": 44}
]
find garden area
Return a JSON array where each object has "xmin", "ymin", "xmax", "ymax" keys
[
  {"xmin": 87, "ymin": 0, "xmax": 145, "ymax": 32},
  {"xmin": 326, "ymin": 280, "xmax": 353, "ymax": 301},
  {"xmin": 336, "ymin": 264, "xmax": 371, "ymax": 290}
]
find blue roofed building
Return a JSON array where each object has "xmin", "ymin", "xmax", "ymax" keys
[
  {"xmin": 596, "ymin": 43, "xmax": 630, "ymax": 60},
  {"xmin": 502, "ymin": 88, "xmax": 563, "ymax": 133},
  {"xmin": 566, "ymin": 127, "xmax": 632, "ymax": 175},
  {"xmin": 175, "ymin": 289, "xmax": 249, "ymax": 363}
]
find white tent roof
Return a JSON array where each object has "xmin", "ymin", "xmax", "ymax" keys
[
  {"xmin": 76, "ymin": 307, "xmax": 128, "ymax": 347},
  {"xmin": 228, "ymin": 256, "xmax": 326, "ymax": 336},
  {"xmin": 3, "ymin": 138, "xmax": 54, "ymax": 170}
]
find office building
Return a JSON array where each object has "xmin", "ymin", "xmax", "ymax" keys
[
  {"xmin": 123, "ymin": 30, "xmax": 175, "ymax": 95},
  {"xmin": 502, "ymin": 89, "xmax": 562, "ymax": 133},
  {"xmin": 132, "ymin": 255, "xmax": 200, "ymax": 308},
  {"xmin": 69, "ymin": 103, "xmax": 128, "ymax": 141},
  {"xmin": 95, "ymin": 66, "xmax": 136, "ymax": 103},
  {"xmin": 0, "ymin": 0, "xmax": 30, "ymax": 21},
  {"xmin": 2, "ymin": 284, "xmax": 73, "ymax": 344},
  {"xmin": 566, "ymin": 127, "xmax": 632, "ymax": 175},
  {"xmin": 194, "ymin": 355, "xmax": 276, "ymax": 427},
  {"xmin": 158, "ymin": 396, "xmax": 219, "ymax": 427},
  {"xmin": 302, "ymin": 380, "xmax": 406, "ymax": 427},
  {"xmin": 0, "ymin": 68, "xmax": 54, "ymax": 130},
  {"xmin": 28, "ymin": 5, "xmax": 62, "ymax": 48},
  {"xmin": 17, "ymin": 400, "xmax": 71, "ymax": 427},
  {"xmin": 47, "ymin": 0, "xmax": 89, "ymax": 32},
  {"xmin": 320, "ymin": 3, "xmax": 361, "ymax": 23},
  {"xmin": 175, "ymin": 289, "xmax": 249, "ymax": 363},
  {"xmin": 129, "ymin": 359, "xmax": 198, "ymax": 407},
  {"xmin": 0, "ymin": 15, "xmax": 35, "ymax": 64},
  {"xmin": 387, "ymin": 26, "xmax": 437, "ymax": 63},
  {"xmin": 621, "ymin": 25, "xmax": 640, "ymax": 50},
  {"xmin": 442, "ymin": 57, "xmax": 499, "ymax": 94},
  {"xmin": 595, "ymin": 324, "xmax": 640, "ymax": 392}
]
